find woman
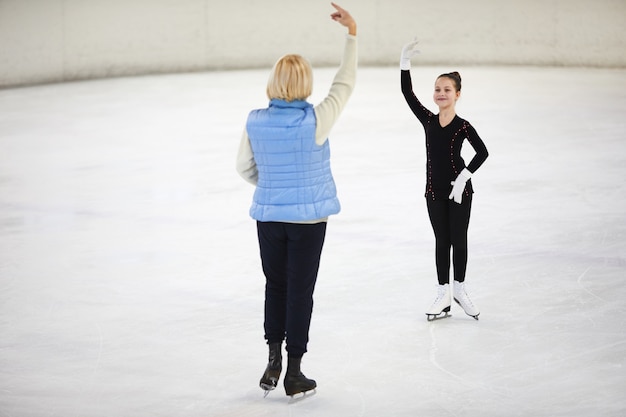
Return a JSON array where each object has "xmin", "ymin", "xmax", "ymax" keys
[
  {"xmin": 400, "ymin": 39, "xmax": 488, "ymax": 321},
  {"xmin": 236, "ymin": 3, "xmax": 357, "ymax": 396}
]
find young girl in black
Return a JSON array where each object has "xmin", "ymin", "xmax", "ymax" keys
[{"xmin": 400, "ymin": 39, "xmax": 488, "ymax": 320}]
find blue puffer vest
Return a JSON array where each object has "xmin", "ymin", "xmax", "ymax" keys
[{"xmin": 246, "ymin": 99, "xmax": 340, "ymax": 222}]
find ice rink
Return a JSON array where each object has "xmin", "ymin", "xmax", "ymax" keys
[{"xmin": 1, "ymin": 65, "xmax": 625, "ymax": 416}]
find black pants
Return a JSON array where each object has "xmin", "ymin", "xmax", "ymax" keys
[
  {"xmin": 257, "ymin": 221, "xmax": 327, "ymax": 358},
  {"xmin": 426, "ymin": 195, "xmax": 472, "ymax": 285}
]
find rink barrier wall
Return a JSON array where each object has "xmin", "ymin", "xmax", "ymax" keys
[{"xmin": 1, "ymin": 0, "xmax": 625, "ymax": 87}]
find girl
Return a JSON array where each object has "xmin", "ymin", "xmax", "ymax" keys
[
  {"xmin": 236, "ymin": 3, "xmax": 357, "ymax": 396},
  {"xmin": 400, "ymin": 39, "xmax": 488, "ymax": 321}
]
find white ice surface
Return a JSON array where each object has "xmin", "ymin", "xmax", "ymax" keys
[{"xmin": 1, "ymin": 66, "xmax": 625, "ymax": 417}]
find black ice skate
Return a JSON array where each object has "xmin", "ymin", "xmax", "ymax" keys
[
  {"xmin": 283, "ymin": 356, "xmax": 316, "ymax": 397},
  {"xmin": 260, "ymin": 342, "xmax": 282, "ymax": 396}
]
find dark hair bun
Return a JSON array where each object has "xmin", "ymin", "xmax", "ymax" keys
[{"xmin": 437, "ymin": 71, "xmax": 462, "ymax": 91}]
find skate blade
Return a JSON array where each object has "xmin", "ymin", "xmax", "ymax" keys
[
  {"xmin": 426, "ymin": 305, "xmax": 451, "ymax": 321},
  {"xmin": 453, "ymin": 298, "xmax": 480, "ymax": 320},
  {"xmin": 288, "ymin": 389, "xmax": 317, "ymax": 404},
  {"xmin": 426, "ymin": 311, "xmax": 451, "ymax": 321},
  {"xmin": 260, "ymin": 380, "xmax": 278, "ymax": 397}
]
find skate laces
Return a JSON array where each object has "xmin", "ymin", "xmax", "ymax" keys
[
  {"xmin": 434, "ymin": 286, "xmax": 447, "ymax": 301},
  {"xmin": 455, "ymin": 283, "xmax": 474, "ymax": 307},
  {"xmin": 429, "ymin": 285, "xmax": 448, "ymax": 308}
]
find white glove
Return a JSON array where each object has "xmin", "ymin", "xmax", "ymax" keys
[
  {"xmin": 400, "ymin": 38, "xmax": 420, "ymax": 70},
  {"xmin": 449, "ymin": 168, "xmax": 472, "ymax": 204}
]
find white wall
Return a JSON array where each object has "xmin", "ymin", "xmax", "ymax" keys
[{"xmin": 1, "ymin": 0, "xmax": 625, "ymax": 87}]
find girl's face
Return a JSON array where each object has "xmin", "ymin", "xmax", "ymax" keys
[{"xmin": 433, "ymin": 77, "xmax": 460, "ymax": 109}]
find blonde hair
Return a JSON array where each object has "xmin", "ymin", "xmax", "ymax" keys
[{"xmin": 266, "ymin": 54, "xmax": 313, "ymax": 101}]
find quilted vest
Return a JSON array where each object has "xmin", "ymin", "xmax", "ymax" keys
[{"xmin": 246, "ymin": 99, "xmax": 340, "ymax": 222}]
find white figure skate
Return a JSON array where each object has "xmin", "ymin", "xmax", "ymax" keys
[
  {"xmin": 426, "ymin": 283, "xmax": 451, "ymax": 321},
  {"xmin": 453, "ymin": 280, "xmax": 480, "ymax": 320}
]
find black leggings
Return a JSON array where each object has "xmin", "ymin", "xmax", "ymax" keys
[
  {"xmin": 257, "ymin": 221, "xmax": 327, "ymax": 358},
  {"xmin": 426, "ymin": 195, "xmax": 472, "ymax": 285}
]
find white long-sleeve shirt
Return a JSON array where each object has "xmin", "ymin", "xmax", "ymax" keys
[{"xmin": 236, "ymin": 34, "xmax": 358, "ymax": 186}]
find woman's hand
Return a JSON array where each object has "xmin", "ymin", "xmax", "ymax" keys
[{"xmin": 330, "ymin": 3, "xmax": 356, "ymax": 36}]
